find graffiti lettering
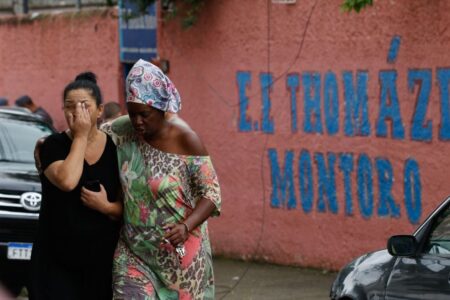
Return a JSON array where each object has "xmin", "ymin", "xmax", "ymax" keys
[
  {"xmin": 408, "ymin": 69, "xmax": 432, "ymax": 141},
  {"xmin": 343, "ymin": 71, "xmax": 370, "ymax": 137},
  {"xmin": 268, "ymin": 149, "xmax": 422, "ymax": 224},
  {"xmin": 236, "ymin": 37, "xmax": 445, "ymax": 224},
  {"xmin": 237, "ymin": 68, "xmax": 450, "ymax": 140},
  {"xmin": 438, "ymin": 68, "xmax": 450, "ymax": 140},
  {"xmin": 376, "ymin": 70, "xmax": 405, "ymax": 139}
]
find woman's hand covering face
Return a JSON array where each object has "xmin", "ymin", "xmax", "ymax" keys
[{"xmin": 67, "ymin": 102, "xmax": 92, "ymax": 139}]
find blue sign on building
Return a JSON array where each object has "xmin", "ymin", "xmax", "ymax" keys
[{"xmin": 119, "ymin": 0, "xmax": 157, "ymax": 63}]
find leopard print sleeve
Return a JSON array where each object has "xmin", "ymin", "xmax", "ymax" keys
[{"xmin": 187, "ymin": 156, "xmax": 221, "ymax": 216}]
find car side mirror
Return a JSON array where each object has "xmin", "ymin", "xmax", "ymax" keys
[{"xmin": 387, "ymin": 235, "xmax": 418, "ymax": 257}]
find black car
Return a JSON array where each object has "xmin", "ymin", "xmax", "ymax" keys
[
  {"xmin": 0, "ymin": 108, "xmax": 54, "ymax": 295},
  {"xmin": 330, "ymin": 196, "xmax": 450, "ymax": 300}
]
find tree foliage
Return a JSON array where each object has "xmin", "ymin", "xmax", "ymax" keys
[{"xmin": 341, "ymin": 0, "xmax": 373, "ymax": 12}]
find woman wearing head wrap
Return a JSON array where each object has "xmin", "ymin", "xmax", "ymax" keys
[{"xmin": 110, "ymin": 59, "xmax": 221, "ymax": 299}]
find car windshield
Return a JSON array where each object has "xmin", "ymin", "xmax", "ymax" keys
[
  {"xmin": 423, "ymin": 205, "xmax": 450, "ymax": 255},
  {"xmin": 0, "ymin": 116, "xmax": 53, "ymax": 163}
]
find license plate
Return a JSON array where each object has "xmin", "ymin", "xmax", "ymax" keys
[{"xmin": 7, "ymin": 243, "xmax": 32, "ymax": 260}]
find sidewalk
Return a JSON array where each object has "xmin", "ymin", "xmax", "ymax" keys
[
  {"xmin": 15, "ymin": 257, "xmax": 336, "ymax": 300},
  {"xmin": 214, "ymin": 257, "xmax": 336, "ymax": 300}
]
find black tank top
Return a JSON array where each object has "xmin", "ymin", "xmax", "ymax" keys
[{"xmin": 30, "ymin": 131, "xmax": 121, "ymax": 300}]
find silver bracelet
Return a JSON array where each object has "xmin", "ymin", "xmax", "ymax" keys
[{"xmin": 181, "ymin": 222, "xmax": 190, "ymax": 233}]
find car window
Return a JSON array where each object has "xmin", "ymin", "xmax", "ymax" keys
[
  {"xmin": 423, "ymin": 206, "xmax": 450, "ymax": 255},
  {"xmin": 0, "ymin": 117, "xmax": 53, "ymax": 163}
]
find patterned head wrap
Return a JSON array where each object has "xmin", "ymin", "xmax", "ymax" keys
[{"xmin": 126, "ymin": 59, "xmax": 181, "ymax": 113}]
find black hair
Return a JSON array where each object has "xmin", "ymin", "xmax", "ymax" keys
[
  {"xmin": 63, "ymin": 72, "xmax": 103, "ymax": 106},
  {"xmin": 15, "ymin": 95, "xmax": 33, "ymax": 106},
  {"xmin": 103, "ymin": 102, "xmax": 121, "ymax": 119}
]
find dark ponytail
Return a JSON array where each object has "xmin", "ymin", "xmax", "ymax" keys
[{"xmin": 63, "ymin": 71, "xmax": 103, "ymax": 106}]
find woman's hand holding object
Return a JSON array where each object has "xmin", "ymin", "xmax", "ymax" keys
[
  {"xmin": 81, "ymin": 184, "xmax": 109, "ymax": 213},
  {"xmin": 163, "ymin": 223, "xmax": 189, "ymax": 246}
]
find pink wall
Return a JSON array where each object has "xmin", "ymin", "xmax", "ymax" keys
[
  {"xmin": 157, "ymin": 0, "xmax": 450, "ymax": 269},
  {"xmin": 0, "ymin": 9, "xmax": 122, "ymax": 130},
  {"xmin": 2, "ymin": 1, "xmax": 450, "ymax": 271}
]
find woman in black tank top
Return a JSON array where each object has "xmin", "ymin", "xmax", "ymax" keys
[{"xmin": 29, "ymin": 72, "xmax": 122, "ymax": 300}]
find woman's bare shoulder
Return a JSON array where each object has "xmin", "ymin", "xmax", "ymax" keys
[{"xmin": 172, "ymin": 124, "xmax": 208, "ymax": 156}]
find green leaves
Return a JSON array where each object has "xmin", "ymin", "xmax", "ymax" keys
[{"xmin": 341, "ymin": 0, "xmax": 373, "ymax": 13}]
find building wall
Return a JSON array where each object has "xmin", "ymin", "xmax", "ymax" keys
[
  {"xmin": 157, "ymin": 0, "xmax": 450, "ymax": 269},
  {"xmin": 0, "ymin": 9, "xmax": 122, "ymax": 130},
  {"xmin": 2, "ymin": 1, "xmax": 450, "ymax": 270}
]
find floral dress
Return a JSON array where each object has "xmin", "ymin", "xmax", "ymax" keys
[{"xmin": 109, "ymin": 121, "xmax": 221, "ymax": 300}]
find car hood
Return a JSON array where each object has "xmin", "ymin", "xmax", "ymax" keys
[
  {"xmin": 0, "ymin": 161, "xmax": 41, "ymax": 192},
  {"xmin": 331, "ymin": 249, "xmax": 396, "ymax": 299}
]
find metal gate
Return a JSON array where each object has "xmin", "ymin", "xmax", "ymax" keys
[{"xmin": 0, "ymin": 0, "xmax": 116, "ymax": 15}]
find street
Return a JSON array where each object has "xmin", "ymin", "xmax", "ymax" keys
[{"xmin": 214, "ymin": 257, "xmax": 336, "ymax": 300}]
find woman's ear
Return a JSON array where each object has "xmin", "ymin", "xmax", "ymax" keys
[{"xmin": 97, "ymin": 103, "xmax": 104, "ymax": 119}]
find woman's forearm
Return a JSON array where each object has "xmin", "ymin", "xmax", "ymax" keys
[
  {"xmin": 104, "ymin": 200, "xmax": 123, "ymax": 221},
  {"xmin": 183, "ymin": 198, "xmax": 217, "ymax": 232},
  {"xmin": 163, "ymin": 198, "xmax": 217, "ymax": 246},
  {"xmin": 57, "ymin": 136, "xmax": 88, "ymax": 182},
  {"xmin": 44, "ymin": 136, "xmax": 88, "ymax": 191}
]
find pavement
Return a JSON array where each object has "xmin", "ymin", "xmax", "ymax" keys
[
  {"xmin": 14, "ymin": 257, "xmax": 336, "ymax": 300},
  {"xmin": 214, "ymin": 257, "xmax": 336, "ymax": 300}
]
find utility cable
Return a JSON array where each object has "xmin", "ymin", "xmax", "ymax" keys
[
  {"xmin": 219, "ymin": 0, "xmax": 319, "ymax": 298},
  {"xmin": 161, "ymin": 1, "xmax": 319, "ymax": 298}
]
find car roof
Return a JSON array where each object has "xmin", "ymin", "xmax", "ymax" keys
[
  {"xmin": 0, "ymin": 107, "xmax": 33, "ymax": 116},
  {"xmin": 0, "ymin": 107, "xmax": 45, "ymax": 120},
  {"xmin": 0, "ymin": 107, "xmax": 56, "ymax": 130}
]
